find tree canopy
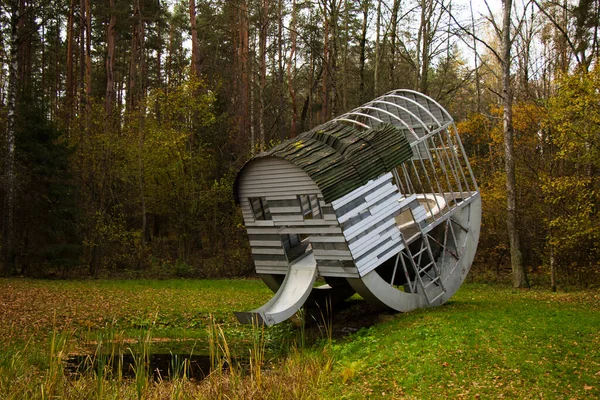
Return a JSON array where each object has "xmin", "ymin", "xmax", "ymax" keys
[{"xmin": 0, "ymin": 0, "xmax": 599, "ymax": 287}]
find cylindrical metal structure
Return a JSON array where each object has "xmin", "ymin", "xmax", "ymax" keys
[{"xmin": 234, "ymin": 90, "xmax": 481, "ymax": 325}]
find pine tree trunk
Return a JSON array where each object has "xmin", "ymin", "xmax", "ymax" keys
[
  {"xmin": 128, "ymin": 1, "xmax": 142, "ymax": 111},
  {"xmin": 321, "ymin": 0, "xmax": 329, "ymax": 123},
  {"xmin": 502, "ymin": 0, "xmax": 529, "ymax": 288},
  {"xmin": 359, "ymin": 0, "xmax": 367, "ymax": 103},
  {"xmin": 189, "ymin": 0, "xmax": 202, "ymax": 77},
  {"xmin": 2, "ymin": 0, "xmax": 19, "ymax": 276},
  {"xmin": 136, "ymin": 0, "xmax": 148, "ymax": 248},
  {"xmin": 105, "ymin": 0, "xmax": 116, "ymax": 118},
  {"xmin": 329, "ymin": 0, "xmax": 339, "ymax": 117},
  {"xmin": 277, "ymin": 0, "xmax": 285, "ymax": 136},
  {"xmin": 258, "ymin": 0, "xmax": 269, "ymax": 151},
  {"xmin": 65, "ymin": 0, "xmax": 75, "ymax": 128},
  {"xmin": 340, "ymin": 0, "xmax": 349, "ymax": 110},
  {"xmin": 287, "ymin": 0, "xmax": 298, "ymax": 137},
  {"xmin": 85, "ymin": 0, "xmax": 92, "ymax": 132},
  {"xmin": 238, "ymin": 0, "xmax": 250, "ymax": 152},
  {"xmin": 79, "ymin": 0, "xmax": 85, "ymax": 122}
]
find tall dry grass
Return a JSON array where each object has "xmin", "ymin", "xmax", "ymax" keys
[{"xmin": 0, "ymin": 311, "xmax": 333, "ymax": 400}]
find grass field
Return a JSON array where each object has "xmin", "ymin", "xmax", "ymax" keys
[{"xmin": 0, "ymin": 278, "xmax": 598, "ymax": 399}]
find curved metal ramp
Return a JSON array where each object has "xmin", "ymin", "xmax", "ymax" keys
[{"xmin": 235, "ymin": 252, "xmax": 318, "ymax": 325}]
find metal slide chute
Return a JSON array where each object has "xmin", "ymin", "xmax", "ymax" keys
[{"xmin": 235, "ymin": 252, "xmax": 318, "ymax": 325}]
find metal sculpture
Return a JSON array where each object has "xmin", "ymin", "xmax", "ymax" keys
[{"xmin": 233, "ymin": 89, "xmax": 481, "ymax": 325}]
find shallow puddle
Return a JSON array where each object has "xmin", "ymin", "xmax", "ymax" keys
[{"xmin": 64, "ymin": 352, "xmax": 223, "ymax": 381}]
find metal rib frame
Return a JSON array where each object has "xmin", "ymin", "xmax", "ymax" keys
[{"xmin": 334, "ymin": 90, "xmax": 481, "ymax": 312}]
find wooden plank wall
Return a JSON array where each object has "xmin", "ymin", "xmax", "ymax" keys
[
  {"xmin": 238, "ymin": 157, "xmax": 359, "ymax": 278},
  {"xmin": 331, "ymin": 172, "xmax": 407, "ymax": 277}
]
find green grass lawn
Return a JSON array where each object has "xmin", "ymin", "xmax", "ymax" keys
[{"xmin": 0, "ymin": 278, "xmax": 598, "ymax": 399}]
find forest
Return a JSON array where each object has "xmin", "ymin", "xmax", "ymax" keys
[{"xmin": 0, "ymin": 0, "xmax": 598, "ymax": 288}]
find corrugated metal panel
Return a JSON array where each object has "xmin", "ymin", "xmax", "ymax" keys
[{"xmin": 234, "ymin": 122, "xmax": 413, "ymax": 205}]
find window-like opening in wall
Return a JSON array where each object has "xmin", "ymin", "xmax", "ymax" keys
[
  {"xmin": 298, "ymin": 194, "xmax": 322, "ymax": 219},
  {"xmin": 249, "ymin": 197, "xmax": 271, "ymax": 220},
  {"xmin": 281, "ymin": 233, "xmax": 310, "ymax": 263}
]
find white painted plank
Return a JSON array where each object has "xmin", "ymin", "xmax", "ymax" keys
[
  {"xmin": 366, "ymin": 186, "xmax": 398, "ymax": 210},
  {"xmin": 270, "ymin": 206, "xmax": 302, "ymax": 214},
  {"xmin": 244, "ymin": 220, "xmax": 276, "ymax": 228},
  {"xmin": 243, "ymin": 175, "xmax": 313, "ymax": 185},
  {"xmin": 254, "ymin": 260, "xmax": 289, "ymax": 267},
  {"xmin": 355, "ymin": 231, "xmax": 401, "ymax": 266},
  {"xmin": 243, "ymin": 181, "xmax": 319, "ymax": 190},
  {"xmin": 247, "ymin": 228, "xmax": 281, "ymax": 234},
  {"xmin": 266, "ymin": 195, "xmax": 301, "ymax": 201},
  {"xmin": 251, "ymin": 247, "xmax": 285, "ymax": 255},
  {"xmin": 343, "ymin": 200, "xmax": 401, "ymax": 240},
  {"xmin": 272, "ymin": 220, "xmax": 338, "ymax": 227},
  {"xmin": 353, "ymin": 231, "xmax": 400, "ymax": 263},
  {"xmin": 249, "ymin": 240, "xmax": 282, "ymax": 247},
  {"xmin": 350, "ymin": 225, "xmax": 400, "ymax": 259},
  {"xmin": 314, "ymin": 254, "xmax": 355, "ymax": 261},
  {"xmin": 337, "ymin": 202, "xmax": 368, "ymax": 225},
  {"xmin": 355, "ymin": 236, "xmax": 402, "ymax": 270},
  {"xmin": 313, "ymin": 249, "xmax": 353, "ymax": 257},
  {"xmin": 348, "ymin": 218, "xmax": 397, "ymax": 251},
  {"xmin": 279, "ymin": 227, "xmax": 343, "ymax": 234},
  {"xmin": 367, "ymin": 192, "xmax": 403, "ymax": 216},
  {"xmin": 242, "ymin": 171, "xmax": 312, "ymax": 182},
  {"xmin": 411, "ymin": 205, "xmax": 427, "ymax": 223},
  {"xmin": 316, "ymin": 267, "xmax": 360, "ymax": 278},
  {"xmin": 272, "ymin": 215, "xmax": 305, "ymax": 222},
  {"xmin": 256, "ymin": 266, "xmax": 288, "ymax": 274},
  {"xmin": 364, "ymin": 182, "xmax": 395, "ymax": 203},
  {"xmin": 398, "ymin": 194, "xmax": 418, "ymax": 209},
  {"xmin": 337, "ymin": 184, "xmax": 397, "ymax": 225},
  {"xmin": 331, "ymin": 173, "xmax": 393, "ymax": 210},
  {"xmin": 358, "ymin": 243, "xmax": 405, "ymax": 276},
  {"xmin": 240, "ymin": 185, "xmax": 323, "ymax": 196},
  {"xmin": 308, "ymin": 235, "xmax": 347, "ymax": 243}
]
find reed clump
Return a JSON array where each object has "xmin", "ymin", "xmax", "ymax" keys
[{"xmin": 0, "ymin": 311, "xmax": 332, "ymax": 400}]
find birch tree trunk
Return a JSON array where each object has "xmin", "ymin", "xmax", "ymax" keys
[
  {"xmin": 389, "ymin": 0, "xmax": 400, "ymax": 89},
  {"xmin": 374, "ymin": 0, "xmax": 382, "ymax": 96},
  {"xmin": 501, "ymin": 0, "xmax": 529, "ymax": 288}
]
